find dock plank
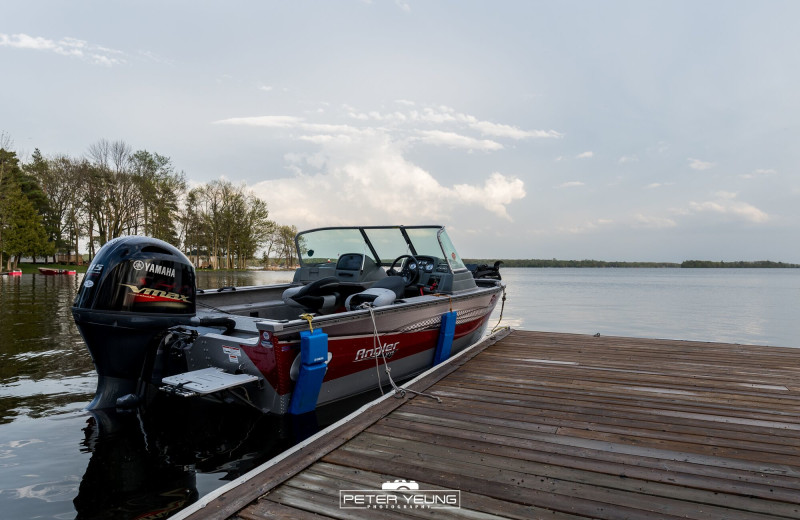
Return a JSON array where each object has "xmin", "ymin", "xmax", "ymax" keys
[{"xmin": 174, "ymin": 329, "xmax": 800, "ymax": 520}]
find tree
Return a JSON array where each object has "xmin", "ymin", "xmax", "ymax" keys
[
  {"xmin": 180, "ymin": 186, "xmax": 206, "ymax": 267},
  {"xmin": 130, "ymin": 150, "xmax": 186, "ymax": 242},
  {"xmin": 0, "ymin": 147, "xmax": 51, "ymax": 266},
  {"xmin": 86, "ymin": 139, "xmax": 139, "ymax": 246},
  {"xmin": 237, "ymin": 193, "xmax": 274, "ymax": 267},
  {"xmin": 0, "ymin": 146, "xmax": 21, "ymax": 264},
  {"xmin": 26, "ymin": 151, "xmax": 76, "ymax": 262},
  {"xmin": 275, "ymin": 225, "xmax": 298, "ymax": 268},
  {"xmin": 0, "ymin": 178, "xmax": 52, "ymax": 269}
]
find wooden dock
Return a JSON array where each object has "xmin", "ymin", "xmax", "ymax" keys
[{"xmin": 176, "ymin": 329, "xmax": 800, "ymax": 520}]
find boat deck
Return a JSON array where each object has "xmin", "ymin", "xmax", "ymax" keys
[{"xmin": 176, "ymin": 329, "xmax": 800, "ymax": 520}]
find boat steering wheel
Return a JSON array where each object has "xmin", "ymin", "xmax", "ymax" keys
[{"xmin": 388, "ymin": 254, "xmax": 421, "ymax": 287}]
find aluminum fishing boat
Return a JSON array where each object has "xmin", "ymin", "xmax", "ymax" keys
[{"xmin": 72, "ymin": 225, "xmax": 504, "ymax": 415}]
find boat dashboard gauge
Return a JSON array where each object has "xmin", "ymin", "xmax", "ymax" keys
[{"xmin": 413, "ymin": 256, "xmax": 437, "ymax": 273}]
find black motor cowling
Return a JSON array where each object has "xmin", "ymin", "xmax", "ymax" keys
[
  {"xmin": 467, "ymin": 260, "xmax": 503, "ymax": 280},
  {"xmin": 72, "ymin": 236, "xmax": 196, "ymax": 409}
]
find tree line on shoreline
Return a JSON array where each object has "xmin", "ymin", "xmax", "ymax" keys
[
  {"xmin": 0, "ymin": 134, "xmax": 298, "ymax": 271},
  {"xmin": 465, "ymin": 259, "xmax": 800, "ymax": 268}
]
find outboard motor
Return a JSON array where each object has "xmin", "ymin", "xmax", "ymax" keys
[
  {"xmin": 72, "ymin": 236, "xmax": 196, "ymax": 409},
  {"xmin": 467, "ymin": 260, "xmax": 503, "ymax": 280}
]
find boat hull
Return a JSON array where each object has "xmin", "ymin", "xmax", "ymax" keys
[
  {"xmin": 38, "ymin": 267, "xmax": 76, "ymax": 275},
  {"xmin": 183, "ymin": 287, "xmax": 502, "ymax": 414}
]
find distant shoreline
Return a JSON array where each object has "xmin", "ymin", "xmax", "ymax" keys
[{"xmin": 464, "ymin": 259, "xmax": 800, "ymax": 269}]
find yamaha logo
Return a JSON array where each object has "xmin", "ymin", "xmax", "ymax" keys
[{"xmin": 132, "ymin": 260, "xmax": 145, "ymax": 271}]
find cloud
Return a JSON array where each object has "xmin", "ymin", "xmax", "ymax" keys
[
  {"xmin": 215, "ymin": 115, "xmax": 304, "ymax": 128},
  {"xmin": 558, "ymin": 218, "xmax": 612, "ymax": 234},
  {"xmin": 213, "ymin": 105, "xmax": 556, "ymax": 155},
  {"xmin": 577, "ymin": 151, "xmax": 593, "ymax": 159},
  {"xmin": 221, "ymin": 102, "xmax": 531, "ymax": 226},
  {"xmin": 251, "ymin": 132, "xmax": 525, "ymax": 225},
  {"xmin": 416, "ymin": 130, "xmax": 504, "ymax": 151},
  {"xmin": 740, "ymin": 168, "xmax": 777, "ymax": 179},
  {"xmin": 618, "ymin": 155, "xmax": 639, "ymax": 163},
  {"xmin": 0, "ymin": 33, "xmax": 125, "ymax": 66},
  {"xmin": 633, "ymin": 214, "xmax": 677, "ymax": 228},
  {"xmin": 556, "ymin": 181, "xmax": 585, "ymax": 188},
  {"xmin": 469, "ymin": 121, "xmax": 563, "ymax": 140},
  {"xmin": 688, "ymin": 157, "xmax": 715, "ymax": 170},
  {"xmin": 687, "ymin": 192, "xmax": 769, "ymax": 223},
  {"xmin": 453, "ymin": 173, "xmax": 526, "ymax": 220},
  {"xmin": 340, "ymin": 104, "xmax": 561, "ymax": 143}
]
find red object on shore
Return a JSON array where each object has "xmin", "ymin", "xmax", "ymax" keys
[{"xmin": 3, "ymin": 270, "xmax": 22, "ymax": 276}]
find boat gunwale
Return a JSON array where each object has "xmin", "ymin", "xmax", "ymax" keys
[{"xmin": 255, "ymin": 282, "xmax": 503, "ymax": 334}]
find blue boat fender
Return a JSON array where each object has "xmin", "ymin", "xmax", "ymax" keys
[
  {"xmin": 289, "ymin": 328, "xmax": 329, "ymax": 415},
  {"xmin": 433, "ymin": 310, "xmax": 457, "ymax": 365}
]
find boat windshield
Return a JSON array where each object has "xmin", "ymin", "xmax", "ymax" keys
[{"xmin": 296, "ymin": 226, "xmax": 465, "ymax": 271}]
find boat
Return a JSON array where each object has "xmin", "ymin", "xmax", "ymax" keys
[
  {"xmin": 38, "ymin": 267, "xmax": 77, "ymax": 275},
  {"xmin": 72, "ymin": 225, "xmax": 504, "ymax": 415},
  {"xmin": 1, "ymin": 269, "xmax": 22, "ymax": 276}
]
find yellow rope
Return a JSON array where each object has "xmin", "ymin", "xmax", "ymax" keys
[{"xmin": 299, "ymin": 313, "xmax": 314, "ymax": 332}]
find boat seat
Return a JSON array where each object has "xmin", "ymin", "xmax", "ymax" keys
[
  {"xmin": 345, "ymin": 276, "xmax": 406, "ymax": 310},
  {"xmin": 282, "ymin": 277, "xmax": 342, "ymax": 314}
]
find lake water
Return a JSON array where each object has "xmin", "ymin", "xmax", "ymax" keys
[{"xmin": 0, "ymin": 268, "xmax": 798, "ymax": 519}]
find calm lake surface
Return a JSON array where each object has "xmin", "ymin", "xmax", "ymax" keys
[{"xmin": 0, "ymin": 267, "xmax": 798, "ymax": 519}]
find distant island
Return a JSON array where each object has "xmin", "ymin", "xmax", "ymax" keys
[{"xmin": 464, "ymin": 259, "xmax": 800, "ymax": 268}]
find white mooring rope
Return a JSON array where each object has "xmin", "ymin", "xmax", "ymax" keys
[{"xmin": 365, "ymin": 304, "xmax": 441, "ymax": 403}]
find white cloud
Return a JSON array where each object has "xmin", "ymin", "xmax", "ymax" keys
[
  {"xmin": 259, "ymin": 85, "xmax": 273, "ymax": 92},
  {"xmin": 558, "ymin": 218, "xmax": 611, "ymax": 234},
  {"xmin": 469, "ymin": 121, "xmax": 563, "ymax": 140},
  {"xmin": 215, "ymin": 115, "xmax": 304, "ymax": 128},
  {"xmin": 688, "ymin": 157, "xmax": 715, "ymax": 170},
  {"xmin": 687, "ymin": 193, "xmax": 769, "ymax": 223},
  {"xmin": 740, "ymin": 168, "xmax": 777, "ymax": 179},
  {"xmin": 216, "ymin": 102, "xmax": 547, "ymax": 224},
  {"xmin": 577, "ymin": 151, "xmax": 593, "ymax": 159},
  {"xmin": 556, "ymin": 181, "xmax": 585, "ymax": 188},
  {"xmin": 618, "ymin": 155, "xmax": 639, "ymax": 163},
  {"xmin": 0, "ymin": 33, "xmax": 125, "ymax": 66},
  {"xmin": 251, "ymin": 132, "xmax": 525, "ymax": 225},
  {"xmin": 453, "ymin": 173, "xmax": 526, "ymax": 220},
  {"xmin": 416, "ymin": 130, "xmax": 504, "ymax": 151},
  {"xmin": 633, "ymin": 214, "xmax": 676, "ymax": 228}
]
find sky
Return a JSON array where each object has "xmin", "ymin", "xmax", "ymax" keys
[{"xmin": 2, "ymin": 1, "xmax": 799, "ymax": 262}]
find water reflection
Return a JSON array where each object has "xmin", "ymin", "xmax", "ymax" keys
[
  {"xmin": 73, "ymin": 388, "xmax": 382, "ymax": 520},
  {"xmin": 0, "ymin": 274, "xmax": 93, "ymax": 425},
  {"xmin": 73, "ymin": 398, "xmax": 295, "ymax": 520}
]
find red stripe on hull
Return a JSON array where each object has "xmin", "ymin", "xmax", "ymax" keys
[{"xmin": 255, "ymin": 314, "xmax": 490, "ymax": 395}]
